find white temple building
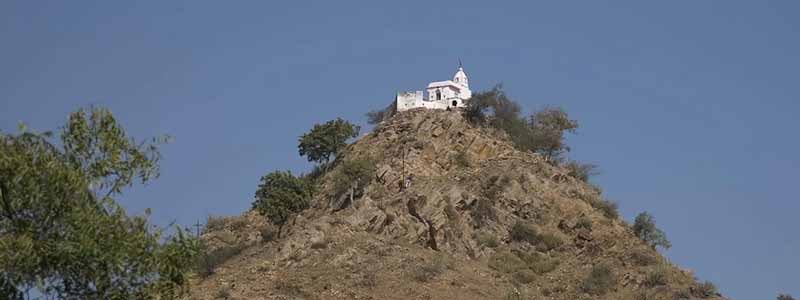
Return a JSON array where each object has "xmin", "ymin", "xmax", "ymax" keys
[{"xmin": 396, "ymin": 65, "xmax": 472, "ymax": 111}]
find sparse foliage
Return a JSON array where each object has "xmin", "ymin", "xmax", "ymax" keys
[
  {"xmin": 196, "ymin": 242, "xmax": 246, "ymax": 278},
  {"xmin": 563, "ymin": 160, "xmax": 599, "ymax": 182},
  {"xmin": 527, "ymin": 107, "xmax": 579, "ymax": 159},
  {"xmin": 693, "ymin": 280, "xmax": 718, "ymax": 298},
  {"xmin": 633, "ymin": 212, "xmax": 672, "ymax": 250},
  {"xmin": 0, "ymin": 107, "xmax": 198, "ymax": 299},
  {"xmin": 510, "ymin": 221, "xmax": 539, "ymax": 244},
  {"xmin": 252, "ymin": 171, "xmax": 312, "ymax": 237},
  {"xmin": 298, "ymin": 118, "xmax": 360, "ymax": 166},
  {"xmin": 366, "ymin": 102, "xmax": 396, "ymax": 125},
  {"xmin": 581, "ymin": 263, "xmax": 616, "ymax": 295},
  {"xmin": 643, "ymin": 266, "xmax": 668, "ymax": 287},
  {"xmin": 464, "ymin": 86, "xmax": 579, "ymax": 161},
  {"xmin": 332, "ymin": 156, "xmax": 377, "ymax": 207}
]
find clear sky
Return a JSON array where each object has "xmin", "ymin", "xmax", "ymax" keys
[{"xmin": 1, "ymin": 1, "xmax": 797, "ymax": 298}]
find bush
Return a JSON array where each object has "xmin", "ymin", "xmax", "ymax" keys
[
  {"xmin": 196, "ymin": 243, "xmax": 246, "ymax": 278},
  {"xmin": 471, "ymin": 198, "xmax": 497, "ymax": 227},
  {"xmin": 514, "ymin": 251, "xmax": 559, "ymax": 274},
  {"xmin": 331, "ymin": 156, "xmax": 377, "ymax": 205},
  {"xmin": 512, "ymin": 269, "xmax": 537, "ymax": 284},
  {"xmin": 590, "ymin": 198, "xmax": 619, "ymax": 219},
  {"xmin": 633, "ymin": 212, "xmax": 671, "ymax": 250},
  {"xmin": 205, "ymin": 215, "xmax": 228, "ymax": 232},
  {"xmin": 563, "ymin": 160, "xmax": 598, "ymax": 182},
  {"xmin": 475, "ymin": 231, "xmax": 499, "ymax": 248},
  {"xmin": 454, "ymin": 151, "xmax": 471, "ymax": 168},
  {"xmin": 510, "ymin": 221, "xmax": 539, "ymax": 244},
  {"xmin": 488, "ymin": 252, "xmax": 526, "ymax": 274},
  {"xmin": 643, "ymin": 267, "xmax": 668, "ymax": 287},
  {"xmin": 575, "ymin": 216, "xmax": 593, "ymax": 231},
  {"xmin": 674, "ymin": 289, "xmax": 691, "ymax": 299},
  {"xmin": 366, "ymin": 102, "xmax": 396, "ymax": 125},
  {"xmin": 536, "ymin": 233, "xmax": 564, "ymax": 251},
  {"xmin": 581, "ymin": 263, "xmax": 616, "ymax": 295},
  {"xmin": 260, "ymin": 226, "xmax": 277, "ymax": 243},
  {"xmin": 778, "ymin": 294, "xmax": 796, "ymax": 300},
  {"xmin": 228, "ymin": 216, "xmax": 248, "ymax": 231},
  {"xmin": 411, "ymin": 257, "xmax": 448, "ymax": 282},
  {"xmin": 693, "ymin": 281, "xmax": 718, "ymax": 298}
]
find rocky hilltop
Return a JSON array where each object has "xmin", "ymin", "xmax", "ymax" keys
[{"xmin": 189, "ymin": 109, "xmax": 723, "ymax": 300}]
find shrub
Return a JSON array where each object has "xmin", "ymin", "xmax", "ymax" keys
[
  {"xmin": 563, "ymin": 160, "xmax": 599, "ymax": 182},
  {"xmin": 366, "ymin": 102, "xmax": 396, "ymax": 125},
  {"xmin": 674, "ymin": 289, "xmax": 691, "ymax": 299},
  {"xmin": 510, "ymin": 221, "xmax": 539, "ymax": 244},
  {"xmin": 488, "ymin": 252, "xmax": 526, "ymax": 274},
  {"xmin": 590, "ymin": 198, "xmax": 619, "ymax": 219},
  {"xmin": 216, "ymin": 286, "xmax": 232, "ymax": 299},
  {"xmin": 536, "ymin": 233, "xmax": 564, "ymax": 251},
  {"xmin": 205, "ymin": 215, "xmax": 228, "ymax": 232},
  {"xmin": 196, "ymin": 243, "xmax": 246, "ymax": 278},
  {"xmin": 471, "ymin": 198, "xmax": 497, "ymax": 227},
  {"xmin": 512, "ymin": 269, "xmax": 537, "ymax": 284},
  {"xmin": 643, "ymin": 267, "xmax": 668, "ymax": 287},
  {"xmin": 575, "ymin": 216, "xmax": 593, "ymax": 231},
  {"xmin": 228, "ymin": 216, "xmax": 248, "ymax": 231},
  {"xmin": 629, "ymin": 248, "xmax": 658, "ymax": 266},
  {"xmin": 475, "ymin": 231, "xmax": 499, "ymax": 248},
  {"xmin": 259, "ymin": 226, "xmax": 278, "ymax": 243},
  {"xmin": 515, "ymin": 251, "xmax": 559, "ymax": 274},
  {"xmin": 252, "ymin": 171, "xmax": 312, "ymax": 237},
  {"xmin": 331, "ymin": 156, "xmax": 377, "ymax": 205},
  {"xmin": 454, "ymin": 151, "xmax": 471, "ymax": 168},
  {"xmin": 633, "ymin": 212, "xmax": 671, "ymax": 250},
  {"xmin": 693, "ymin": 281, "xmax": 718, "ymax": 298},
  {"xmin": 412, "ymin": 257, "xmax": 448, "ymax": 282},
  {"xmin": 581, "ymin": 263, "xmax": 616, "ymax": 295},
  {"xmin": 778, "ymin": 294, "xmax": 796, "ymax": 300}
]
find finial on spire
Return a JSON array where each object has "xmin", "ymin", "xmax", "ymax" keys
[{"xmin": 458, "ymin": 58, "xmax": 463, "ymax": 69}]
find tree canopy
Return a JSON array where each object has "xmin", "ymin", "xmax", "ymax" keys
[
  {"xmin": 298, "ymin": 118, "xmax": 360, "ymax": 166},
  {"xmin": 464, "ymin": 86, "xmax": 578, "ymax": 161},
  {"xmin": 252, "ymin": 171, "xmax": 312, "ymax": 235},
  {"xmin": 633, "ymin": 212, "xmax": 672, "ymax": 250},
  {"xmin": 0, "ymin": 107, "xmax": 198, "ymax": 300}
]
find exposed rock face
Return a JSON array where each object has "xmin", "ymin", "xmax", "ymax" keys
[{"xmin": 189, "ymin": 109, "xmax": 723, "ymax": 300}]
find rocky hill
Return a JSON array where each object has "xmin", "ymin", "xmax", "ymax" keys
[{"xmin": 188, "ymin": 108, "xmax": 724, "ymax": 300}]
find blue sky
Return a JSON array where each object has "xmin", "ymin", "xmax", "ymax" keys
[{"xmin": 1, "ymin": 1, "xmax": 797, "ymax": 298}]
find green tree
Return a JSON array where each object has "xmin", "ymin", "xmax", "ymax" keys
[
  {"xmin": 0, "ymin": 107, "xmax": 198, "ymax": 300},
  {"xmin": 464, "ymin": 86, "xmax": 579, "ymax": 161},
  {"xmin": 298, "ymin": 118, "xmax": 360, "ymax": 167},
  {"xmin": 633, "ymin": 211, "xmax": 672, "ymax": 250},
  {"xmin": 252, "ymin": 171, "xmax": 312, "ymax": 237}
]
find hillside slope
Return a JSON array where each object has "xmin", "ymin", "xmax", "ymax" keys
[{"xmin": 188, "ymin": 109, "xmax": 723, "ymax": 300}]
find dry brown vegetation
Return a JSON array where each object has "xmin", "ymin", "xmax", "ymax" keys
[{"xmin": 186, "ymin": 109, "xmax": 723, "ymax": 300}]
